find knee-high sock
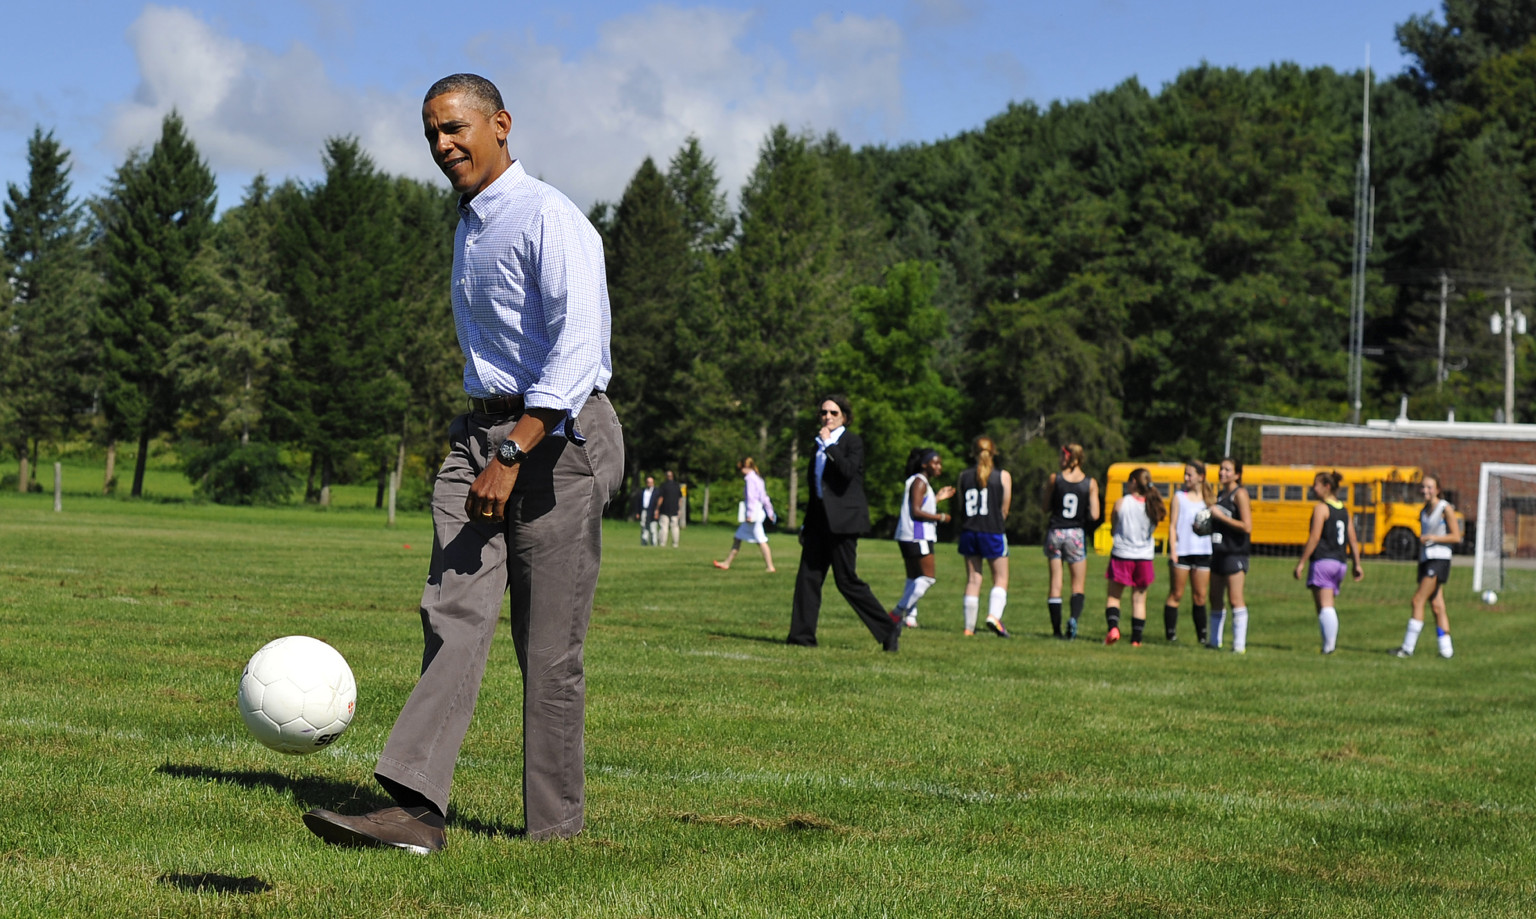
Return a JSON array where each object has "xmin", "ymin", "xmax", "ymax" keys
[
  {"xmin": 1163, "ymin": 603, "xmax": 1179, "ymax": 640},
  {"xmin": 1048, "ymin": 598, "xmax": 1063, "ymax": 635},
  {"xmin": 1070, "ymin": 593, "xmax": 1085, "ymax": 622},
  {"xmin": 1401, "ymin": 617, "xmax": 1423, "ymax": 654},
  {"xmin": 1209, "ymin": 607, "xmax": 1226, "ymax": 648},
  {"xmin": 896, "ymin": 576, "xmax": 935, "ymax": 615},
  {"xmin": 1105, "ymin": 605, "xmax": 1120, "ymax": 631},
  {"xmin": 1192, "ymin": 603, "xmax": 1208, "ymax": 641},
  {"xmin": 1232, "ymin": 606, "xmax": 1249, "ymax": 652},
  {"xmin": 964, "ymin": 595, "xmax": 980, "ymax": 633},
  {"xmin": 988, "ymin": 587, "xmax": 1007, "ymax": 623},
  {"xmin": 1318, "ymin": 606, "xmax": 1338, "ymax": 653}
]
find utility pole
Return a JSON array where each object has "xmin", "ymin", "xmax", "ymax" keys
[
  {"xmin": 1491, "ymin": 287, "xmax": 1527, "ymax": 423},
  {"xmin": 1348, "ymin": 49, "xmax": 1372, "ymax": 425},
  {"xmin": 1437, "ymin": 271, "xmax": 1450, "ymax": 392}
]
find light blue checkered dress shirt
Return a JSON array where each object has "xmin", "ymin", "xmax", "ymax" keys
[{"xmin": 452, "ymin": 160, "xmax": 613, "ymax": 432}]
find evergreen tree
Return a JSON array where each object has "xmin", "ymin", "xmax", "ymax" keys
[
  {"xmin": 1397, "ymin": 0, "xmax": 1536, "ymax": 102},
  {"xmin": 1, "ymin": 127, "xmax": 93, "ymax": 490},
  {"xmin": 666, "ymin": 135, "xmax": 735, "ymax": 254},
  {"xmin": 97, "ymin": 111, "xmax": 217, "ymax": 497},
  {"xmin": 269, "ymin": 137, "xmax": 408, "ymax": 505},
  {"xmin": 605, "ymin": 156, "xmax": 690, "ymax": 484}
]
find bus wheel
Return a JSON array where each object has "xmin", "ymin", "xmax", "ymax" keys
[{"xmin": 1383, "ymin": 527, "xmax": 1418, "ymax": 560}]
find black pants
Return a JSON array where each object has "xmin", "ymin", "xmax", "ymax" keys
[{"xmin": 788, "ymin": 502, "xmax": 896, "ymax": 648}]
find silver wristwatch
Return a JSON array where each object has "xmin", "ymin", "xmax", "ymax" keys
[{"xmin": 496, "ymin": 439, "xmax": 528, "ymax": 467}]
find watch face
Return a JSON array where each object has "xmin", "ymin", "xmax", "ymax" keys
[{"xmin": 498, "ymin": 440, "xmax": 523, "ymax": 465}]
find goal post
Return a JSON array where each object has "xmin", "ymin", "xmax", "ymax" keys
[{"xmin": 1473, "ymin": 463, "xmax": 1536, "ymax": 593}]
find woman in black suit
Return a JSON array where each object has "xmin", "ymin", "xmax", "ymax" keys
[{"xmin": 787, "ymin": 394, "xmax": 901, "ymax": 651}]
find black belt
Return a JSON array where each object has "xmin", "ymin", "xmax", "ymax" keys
[{"xmin": 468, "ymin": 389, "xmax": 605, "ymax": 416}]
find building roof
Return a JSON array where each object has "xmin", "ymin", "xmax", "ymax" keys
[{"xmin": 1262, "ymin": 420, "xmax": 1536, "ymax": 442}]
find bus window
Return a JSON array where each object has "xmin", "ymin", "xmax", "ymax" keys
[
  {"xmin": 1261, "ymin": 485, "xmax": 1280, "ymax": 501},
  {"xmin": 1155, "ymin": 482, "xmax": 1171, "ymax": 498},
  {"xmin": 1245, "ymin": 485, "xmax": 1258, "ymax": 500},
  {"xmin": 1382, "ymin": 482, "xmax": 1414, "ymax": 505},
  {"xmin": 1337, "ymin": 485, "xmax": 1349, "ymax": 504},
  {"xmin": 1284, "ymin": 485, "xmax": 1305, "ymax": 501}
]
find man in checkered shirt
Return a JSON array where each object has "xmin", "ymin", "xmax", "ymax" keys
[{"xmin": 304, "ymin": 73, "xmax": 624, "ymax": 853}]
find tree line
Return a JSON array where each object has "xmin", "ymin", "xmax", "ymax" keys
[{"xmin": 3, "ymin": 1, "xmax": 1534, "ymax": 538}]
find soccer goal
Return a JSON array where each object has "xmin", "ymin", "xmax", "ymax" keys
[{"xmin": 1473, "ymin": 463, "xmax": 1536, "ymax": 593}]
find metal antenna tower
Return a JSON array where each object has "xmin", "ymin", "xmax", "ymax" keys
[{"xmin": 1348, "ymin": 48, "xmax": 1373, "ymax": 425}]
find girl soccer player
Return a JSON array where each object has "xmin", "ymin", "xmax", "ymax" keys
[
  {"xmin": 1042, "ymin": 444, "xmax": 1099, "ymax": 639},
  {"xmin": 1292, "ymin": 471, "xmax": 1363, "ymax": 654},
  {"xmin": 892, "ymin": 448, "xmax": 954, "ymax": 628},
  {"xmin": 1393, "ymin": 474, "xmax": 1461, "ymax": 659},
  {"xmin": 1163, "ymin": 460, "xmax": 1212, "ymax": 644},
  {"xmin": 955, "ymin": 436, "xmax": 1013, "ymax": 637},
  {"xmin": 1207, "ymin": 458, "xmax": 1253, "ymax": 653},
  {"xmin": 1106, "ymin": 467, "xmax": 1165, "ymax": 645}
]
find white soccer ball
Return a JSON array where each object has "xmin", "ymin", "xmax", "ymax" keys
[
  {"xmin": 1482, "ymin": 590, "xmax": 1499, "ymax": 605},
  {"xmin": 237, "ymin": 636, "xmax": 356, "ymax": 755},
  {"xmin": 1191, "ymin": 507, "xmax": 1214, "ymax": 536}
]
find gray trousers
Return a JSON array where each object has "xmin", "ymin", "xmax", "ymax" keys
[{"xmin": 376, "ymin": 393, "xmax": 623, "ymax": 839}]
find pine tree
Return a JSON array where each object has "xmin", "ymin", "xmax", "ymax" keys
[
  {"xmin": 606, "ymin": 156, "xmax": 690, "ymax": 484},
  {"xmin": 666, "ymin": 136, "xmax": 734, "ymax": 254},
  {"xmin": 97, "ymin": 112, "xmax": 217, "ymax": 497},
  {"xmin": 2, "ymin": 127, "xmax": 94, "ymax": 491}
]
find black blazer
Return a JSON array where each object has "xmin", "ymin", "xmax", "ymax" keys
[{"xmin": 808, "ymin": 431, "xmax": 871, "ymax": 536}]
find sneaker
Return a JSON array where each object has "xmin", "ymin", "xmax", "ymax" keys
[
  {"xmin": 302, "ymin": 806, "xmax": 445, "ymax": 854},
  {"xmin": 1233, "ymin": 648, "xmax": 1246, "ymax": 654},
  {"xmin": 984, "ymin": 617, "xmax": 1011, "ymax": 638},
  {"xmin": 1438, "ymin": 636, "xmax": 1454, "ymax": 659},
  {"xmin": 1390, "ymin": 648, "xmax": 1411, "ymax": 658},
  {"xmin": 904, "ymin": 614, "xmax": 919, "ymax": 629},
  {"xmin": 1065, "ymin": 618, "xmax": 1078, "ymax": 640},
  {"xmin": 1105, "ymin": 626, "xmax": 1120, "ymax": 646}
]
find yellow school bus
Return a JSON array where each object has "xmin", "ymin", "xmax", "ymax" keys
[{"xmin": 1093, "ymin": 463, "xmax": 1441, "ymax": 558}]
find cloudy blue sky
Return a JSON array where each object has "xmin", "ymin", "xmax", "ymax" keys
[{"xmin": 2, "ymin": 1, "xmax": 1439, "ymax": 212}]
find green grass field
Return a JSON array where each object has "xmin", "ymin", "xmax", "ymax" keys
[{"xmin": 1, "ymin": 491, "xmax": 1533, "ymax": 917}]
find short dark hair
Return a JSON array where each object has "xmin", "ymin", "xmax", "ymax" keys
[
  {"xmin": 819, "ymin": 393, "xmax": 853, "ymax": 426},
  {"xmin": 424, "ymin": 73, "xmax": 505, "ymax": 117}
]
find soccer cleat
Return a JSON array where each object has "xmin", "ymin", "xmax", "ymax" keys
[
  {"xmin": 1131, "ymin": 640, "xmax": 1142, "ymax": 647},
  {"xmin": 1233, "ymin": 648, "xmax": 1246, "ymax": 655},
  {"xmin": 904, "ymin": 614, "xmax": 920, "ymax": 629},
  {"xmin": 711, "ymin": 560, "xmax": 728, "ymax": 570},
  {"xmin": 1105, "ymin": 626, "xmax": 1120, "ymax": 646},
  {"xmin": 1390, "ymin": 648, "xmax": 1411, "ymax": 658},
  {"xmin": 963, "ymin": 629, "xmax": 974, "ymax": 636},
  {"xmin": 1065, "ymin": 618, "xmax": 1078, "ymax": 640},
  {"xmin": 984, "ymin": 617, "xmax": 1011, "ymax": 638}
]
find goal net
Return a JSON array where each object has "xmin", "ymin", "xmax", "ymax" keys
[{"xmin": 1473, "ymin": 463, "xmax": 1536, "ymax": 593}]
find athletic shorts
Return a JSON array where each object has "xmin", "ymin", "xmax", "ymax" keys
[
  {"xmin": 958, "ymin": 531, "xmax": 1008, "ymax": 560},
  {"xmin": 1107, "ymin": 557, "xmax": 1155, "ymax": 588},
  {"xmin": 1173, "ymin": 554, "xmax": 1212, "ymax": 571},
  {"xmin": 1043, "ymin": 527, "xmax": 1086, "ymax": 564},
  {"xmin": 898, "ymin": 539, "xmax": 933, "ymax": 560},
  {"xmin": 1307, "ymin": 558, "xmax": 1347, "ymax": 593},
  {"xmin": 1213, "ymin": 554, "xmax": 1249, "ymax": 576},
  {"xmin": 1417, "ymin": 559, "xmax": 1451, "ymax": 584}
]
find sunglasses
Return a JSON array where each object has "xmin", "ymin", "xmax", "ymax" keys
[{"xmin": 819, "ymin": 409, "xmax": 841, "ymax": 416}]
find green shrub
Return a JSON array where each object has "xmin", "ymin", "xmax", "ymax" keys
[{"xmin": 182, "ymin": 441, "xmax": 298, "ymax": 505}]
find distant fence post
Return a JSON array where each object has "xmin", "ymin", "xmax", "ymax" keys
[
  {"xmin": 53, "ymin": 463, "xmax": 62, "ymax": 512},
  {"xmin": 387, "ymin": 471, "xmax": 398, "ymax": 529}
]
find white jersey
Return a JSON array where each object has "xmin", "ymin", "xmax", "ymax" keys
[
  {"xmin": 1172, "ymin": 490, "xmax": 1211, "ymax": 557},
  {"xmin": 896, "ymin": 473, "xmax": 936, "ymax": 543},
  {"xmin": 1420, "ymin": 499, "xmax": 1453, "ymax": 561},
  {"xmin": 1111, "ymin": 495, "xmax": 1155, "ymax": 560}
]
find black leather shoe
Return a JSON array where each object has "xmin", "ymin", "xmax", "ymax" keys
[{"xmin": 302, "ymin": 806, "xmax": 446, "ymax": 854}]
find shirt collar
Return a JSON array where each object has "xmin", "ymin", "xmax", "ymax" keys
[
  {"xmin": 458, "ymin": 159, "xmax": 527, "ymax": 220},
  {"xmin": 817, "ymin": 425, "xmax": 846, "ymax": 448}
]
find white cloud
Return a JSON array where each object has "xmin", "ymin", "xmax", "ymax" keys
[{"xmin": 104, "ymin": 3, "xmax": 907, "ymax": 209}]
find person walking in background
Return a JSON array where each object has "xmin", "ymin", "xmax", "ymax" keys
[
  {"xmin": 1163, "ymin": 460, "xmax": 1212, "ymax": 644},
  {"xmin": 713, "ymin": 457, "xmax": 777, "ymax": 572},
  {"xmin": 1042, "ymin": 443, "xmax": 1098, "ymax": 639},
  {"xmin": 303, "ymin": 73, "xmax": 623, "ymax": 853},
  {"xmin": 1105, "ymin": 467, "xmax": 1164, "ymax": 646},
  {"xmin": 1207, "ymin": 458, "xmax": 1253, "ymax": 653},
  {"xmin": 633, "ymin": 475, "xmax": 659, "ymax": 546},
  {"xmin": 955, "ymin": 436, "xmax": 1012, "ymax": 637},
  {"xmin": 1394, "ymin": 474, "xmax": 1461, "ymax": 659},
  {"xmin": 1293, "ymin": 470, "xmax": 1363, "ymax": 655},
  {"xmin": 656, "ymin": 470, "xmax": 683, "ymax": 548},
  {"xmin": 891, "ymin": 448, "xmax": 955, "ymax": 629},
  {"xmin": 787, "ymin": 395, "xmax": 901, "ymax": 652}
]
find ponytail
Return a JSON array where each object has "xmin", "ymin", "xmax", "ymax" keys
[
  {"xmin": 973, "ymin": 436, "xmax": 996, "ymax": 488},
  {"xmin": 1129, "ymin": 467, "xmax": 1165, "ymax": 526}
]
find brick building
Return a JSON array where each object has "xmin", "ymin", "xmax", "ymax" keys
[{"xmin": 1261, "ymin": 419, "xmax": 1536, "ymax": 524}]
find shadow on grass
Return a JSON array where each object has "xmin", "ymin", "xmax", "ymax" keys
[
  {"xmin": 705, "ymin": 631, "xmax": 786, "ymax": 645},
  {"xmin": 160, "ymin": 762, "xmax": 527, "ymax": 840},
  {"xmin": 157, "ymin": 763, "xmax": 391, "ymax": 811},
  {"xmin": 159, "ymin": 872, "xmax": 272, "ymax": 894}
]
